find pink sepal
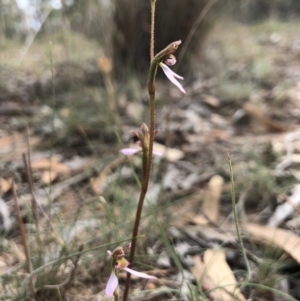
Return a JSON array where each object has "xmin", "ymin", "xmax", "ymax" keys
[
  {"xmin": 120, "ymin": 148, "xmax": 141, "ymax": 156},
  {"xmin": 159, "ymin": 63, "xmax": 186, "ymax": 94},
  {"xmin": 123, "ymin": 267, "xmax": 157, "ymax": 279},
  {"xmin": 105, "ymin": 271, "xmax": 118, "ymax": 297}
]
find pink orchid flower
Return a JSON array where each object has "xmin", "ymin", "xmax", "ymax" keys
[
  {"xmin": 120, "ymin": 147, "xmax": 162, "ymax": 157},
  {"xmin": 105, "ymin": 251, "xmax": 157, "ymax": 297},
  {"xmin": 159, "ymin": 62, "xmax": 186, "ymax": 94}
]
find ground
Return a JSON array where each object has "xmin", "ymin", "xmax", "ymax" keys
[{"xmin": 0, "ymin": 18, "xmax": 300, "ymax": 301}]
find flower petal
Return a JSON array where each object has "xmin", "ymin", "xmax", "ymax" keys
[
  {"xmin": 159, "ymin": 63, "xmax": 186, "ymax": 94},
  {"xmin": 123, "ymin": 267, "xmax": 157, "ymax": 279},
  {"xmin": 105, "ymin": 271, "xmax": 119, "ymax": 297},
  {"xmin": 153, "ymin": 151, "xmax": 163, "ymax": 157},
  {"xmin": 120, "ymin": 148, "xmax": 141, "ymax": 156},
  {"xmin": 160, "ymin": 63, "xmax": 183, "ymax": 80}
]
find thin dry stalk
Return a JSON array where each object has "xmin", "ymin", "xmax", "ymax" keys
[
  {"xmin": 12, "ymin": 181, "xmax": 35, "ymax": 296},
  {"xmin": 177, "ymin": 0, "xmax": 217, "ymax": 67},
  {"xmin": 98, "ymin": 57, "xmax": 120, "ymax": 127},
  {"xmin": 123, "ymin": 2, "xmax": 157, "ymax": 299},
  {"xmin": 22, "ymin": 152, "xmax": 39, "ymax": 231}
]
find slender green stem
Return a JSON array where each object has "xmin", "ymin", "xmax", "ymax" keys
[{"xmin": 227, "ymin": 151, "xmax": 252, "ymax": 284}]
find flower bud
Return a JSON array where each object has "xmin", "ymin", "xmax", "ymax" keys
[
  {"xmin": 164, "ymin": 54, "xmax": 176, "ymax": 66},
  {"xmin": 141, "ymin": 123, "xmax": 150, "ymax": 137}
]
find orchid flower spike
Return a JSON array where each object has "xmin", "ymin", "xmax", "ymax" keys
[
  {"xmin": 120, "ymin": 123, "xmax": 162, "ymax": 157},
  {"xmin": 105, "ymin": 248, "xmax": 157, "ymax": 298},
  {"xmin": 159, "ymin": 62, "xmax": 186, "ymax": 94}
]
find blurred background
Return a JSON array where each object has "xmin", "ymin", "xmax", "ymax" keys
[{"xmin": 1, "ymin": 0, "xmax": 299, "ymax": 165}]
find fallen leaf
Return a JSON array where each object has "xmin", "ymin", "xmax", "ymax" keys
[
  {"xmin": 244, "ymin": 102, "xmax": 289, "ymax": 132},
  {"xmin": 187, "ymin": 225, "xmax": 236, "ymax": 243},
  {"xmin": 286, "ymin": 215, "xmax": 300, "ymax": 229},
  {"xmin": 0, "ymin": 133, "xmax": 39, "ymax": 161},
  {"xmin": 31, "ymin": 157, "xmax": 70, "ymax": 174},
  {"xmin": 171, "ymin": 190, "xmax": 204, "ymax": 226},
  {"xmin": 91, "ymin": 156, "xmax": 125, "ymax": 194},
  {"xmin": 41, "ymin": 170, "xmax": 58, "ymax": 184},
  {"xmin": 191, "ymin": 251, "xmax": 246, "ymax": 301},
  {"xmin": 91, "ymin": 174, "xmax": 107, "ymax": 195},
  {"xmin": 120, "ymin": 142, "xmax": 184, "ymax": 162},
  {"xmin": 247, "ymin": 223, "xmax": 300, "ymax": 264},
  {"xmin": 193, "ymin": 175, "xmax": 224, "ymax": 225},
  {"xmin": 204, "ymin": 249, "xmax": 247, "ymax": 301},
  {"xmin": 65, "ymin": 157, "xmax": 96, "ymax": 171},
  {"xmin": 191, "ymin": 255, "xmax": 229, "ymax": 300},
  {"xmin": 0, "ymin": 257, "xmax": 7, "ymax": 273},
  {"xmin": 0, "ymin": 178, "xmax": 12, "ymax": 193},
  {"xmin": 0, "ymin": 198, "xmax": 12, "ymax": 231},
  {"xmin": 9, "ymin": 241, "xmax": 26, "ymax": 263},
  {"xmin": 268, "ymin": 184, "xmax": 300, "ymax": 227},
  {"xmin": 153, "ymin": 142, "xmax": 184, "ymax": 162},
  {"xmin": 203, "ymin": 94, "xmax": 220, "ymax": 107}
]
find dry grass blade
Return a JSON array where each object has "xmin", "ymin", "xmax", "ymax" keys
[
  {"xmin": 192, "ymin": 175, "xmax": 224, "ymax": 225},
  {"xmin": 191, "ymin": 251, "xmax": 247, "ymax": 301},
  {"xmin": 247, "ymin": 223, "xmax": 300, "ymax": 264},
  {"xmin": 203, "ymin": 249, "xmax": 247, "ymax": 301}
]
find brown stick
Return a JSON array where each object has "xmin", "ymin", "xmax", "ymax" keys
[
  {"xmin": 22, "ymin": 152, "xmax": 39, "ymax": 230},
  {"xmin": 244, "ymin": 102, "xmax": 289, "ymax": 132},
  {"xmin": 12, "ymin": 181, "xmax": 35, "ymax": 296}
]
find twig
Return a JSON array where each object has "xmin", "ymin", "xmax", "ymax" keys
[
  {"xmin": 244, "ymin": 102, "xmax": 289, "ymax": 132},
  {"xmin": 12, "ymin": 181, "xmax": 35, "ymax": 297},
  {"xmin": 26, "ymin": 125, "xmax": 32, "ymax": 177},
  {"xmin": 177, "ymin": 0, "xmax": 217, "ymax": 68},
  {"xmin": 98, "ymin": 57, "xmax": 120, "ymax": 127},
  {"xmin": 22, "ymin": 152, "xmax": 39, "ymax": 231}
]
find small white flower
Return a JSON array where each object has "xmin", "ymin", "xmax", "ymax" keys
[
  {"xmin": 105, "ymin": 252, "xmax": 157, "ymax": 297},
  {"xmin": 159, "ymin": 62, "xmax": 186, "ymax": 94}
]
